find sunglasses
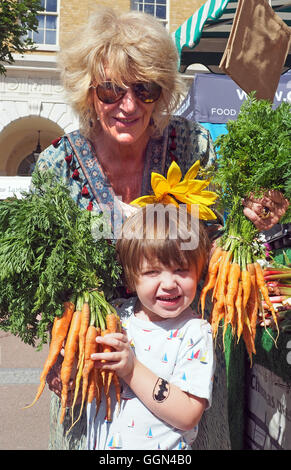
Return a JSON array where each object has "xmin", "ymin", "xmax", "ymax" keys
[{"xmin": 92, "ymin": 81, "xmax": 162, "ymax": 104}]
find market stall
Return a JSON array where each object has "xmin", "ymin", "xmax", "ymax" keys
[
  {"xmin": 173, "ymin": 0, "xmax": 291, "ymax": 75},
  {"xmin": 176, "ymin": 69, "xmax": 291, "ymax": 141}
]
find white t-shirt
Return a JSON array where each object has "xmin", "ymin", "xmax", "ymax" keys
[{"xmin": 87, "ymin": 297, "xmax": 215, "ymax": 450}]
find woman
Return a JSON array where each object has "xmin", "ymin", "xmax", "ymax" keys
[{"xmin": 37, "ymin": 7, "xmax": 288, "ymax": 450}]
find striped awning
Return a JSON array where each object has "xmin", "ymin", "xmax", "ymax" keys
[{"xmin": 173, "ymin": 0, "xmax": 291, "ymax": 73}]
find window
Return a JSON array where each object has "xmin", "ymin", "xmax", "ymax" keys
[
  {"xmin": 17, "ymin": 154, "xmax": 38, "ymax": 176},
  {"xmin": 27, "ymin": 0, "xmax": 58, "ymax": 49},
  {"xmin": 131, "ymin": 0, "xmax": 168, "ymax": 27}
]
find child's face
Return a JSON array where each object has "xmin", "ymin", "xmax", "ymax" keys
[{"xmin": 134, "ymin": 257, "xmax": 198, "ymax": 322}]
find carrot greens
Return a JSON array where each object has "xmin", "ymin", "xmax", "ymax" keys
[{"xmin": 0, "ymin": 170, "xmax": 122, "ymax": 348}]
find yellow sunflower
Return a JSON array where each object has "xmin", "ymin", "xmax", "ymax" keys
[{"xmin": 130, "ymin": 160, "xmax": 217, "ymax": 220}]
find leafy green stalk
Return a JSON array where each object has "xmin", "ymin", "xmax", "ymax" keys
[{"xmin": 211, "ymin": 96, "xmax": 291, "ymax": 267}]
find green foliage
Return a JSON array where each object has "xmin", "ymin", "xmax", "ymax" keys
[
  {"xmin": 0, "ymin": 0, "xmax": 43, "ymax": 74},
  {"xmin": 213, "ymin": 95, "xmax": 291, "ymax": 224},
  {"xmin": 0, "ymin": 171, "xmax": 122, "ymax": 347}
]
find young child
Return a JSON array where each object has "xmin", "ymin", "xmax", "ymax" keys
[{"xmin": 87, "ymin": 204, "xmax": 215, "ymax": 450}]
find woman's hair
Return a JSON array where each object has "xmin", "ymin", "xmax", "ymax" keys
[
  {"xmin": 116, "ymin": 204, "xmax": 211, "ymax": 292},
  {"xmin": 58, "ymin": 7, "xmax": 186, "ymax": 137}
]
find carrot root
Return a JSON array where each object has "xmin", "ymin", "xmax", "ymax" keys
[{"xmin": 23, "ymin": 301, "xmax": 75, "ymax": 410}]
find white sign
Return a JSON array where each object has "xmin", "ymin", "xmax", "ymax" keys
[
  {"xmin": 0, "ymin": 177, "xmax": 31, "ymax": 199},
  {"xmin": 246, "ymin": 363, "xmax": 291, "ymax": 450}
]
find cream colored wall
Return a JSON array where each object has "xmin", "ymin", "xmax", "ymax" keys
[
  {"xmin": 169, "ymin": 0, "xmax": 208, "ymax": 32},
  {"xmin": 59, "ymin": 0, "xmax": 131, "ymax": 47},
  {"xmin": 59, "ymin": 0, "xmax": 206, "ymax": 44}
]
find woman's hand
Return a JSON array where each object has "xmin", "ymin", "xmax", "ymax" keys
[
  {"xmin": 242, "ymin": 189, "xmax": 289, "ymax": 231},
  {"xmin": 46, "ymin": 351, "xmax": 81, "ymax": 406},
  {"xmin": 91, "ymin": 331, "xmax": 135, "ymax": 380}
]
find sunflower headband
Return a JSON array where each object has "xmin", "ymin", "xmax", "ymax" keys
[{"xmin": 130, "ymin": 160, "xmax": 218, "ymax": 221}]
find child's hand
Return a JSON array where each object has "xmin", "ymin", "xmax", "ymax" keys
[{"xmin": 91, "ymin": 332, "xmax": 135, "ymax": 380}]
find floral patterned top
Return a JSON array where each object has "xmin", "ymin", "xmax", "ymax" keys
[{"xmin": 36, "ymin": 116, "xmax": 216, "ymax": 231}]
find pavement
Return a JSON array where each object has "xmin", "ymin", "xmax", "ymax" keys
[{"xmin": 0, "ymin": 331, "xmax": 51, "ymax": 450}]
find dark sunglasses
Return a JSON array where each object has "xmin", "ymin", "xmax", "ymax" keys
[{"xmin": 92, "ymin": 81, "xmax": 162, "ymax": 104}]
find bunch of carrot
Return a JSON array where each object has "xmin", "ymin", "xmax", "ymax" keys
[
  {"xmin": 24, "ymin": 290, "xmax": 121, "ymax": 431},
  {"xmin": 200, "ymin": 241, "xmax": 279, "ymax": 364}
]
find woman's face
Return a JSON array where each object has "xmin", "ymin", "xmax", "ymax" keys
[{"xmin": 92, "ymin": 79, "xmax": 157, "ymax": 146}]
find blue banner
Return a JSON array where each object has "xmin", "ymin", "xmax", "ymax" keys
[{"xmin": 176, "ymin": 70, "xmax": 291, "ymax": 124}]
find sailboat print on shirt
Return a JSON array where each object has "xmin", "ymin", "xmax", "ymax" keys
[
  {"xmin": 146, "ymin": 427, "xmax": 153, "ymax": 438},
  {"xmin": 189, "ymin": 348, "xmax": 208, "ymax": 364},
  {"xmin": 199, "ymin": 350, "xmax": 208, "ymax": 364},
  {"xmin": 161, "ymin": 352, "xmax": 168, "ymax": 363},
  {"xmin": 187, "ymin": 337, "xmax": 195, "ymax": 348},
  {"xmin": 178, "ymin": 437, "xmax": 187, "ymax": 449},
  {"xmin": 128, "ymin": 418, "xmax": 135, "ymax": 428},
  {"xmin": 187, "ymin": 349, "xmax": 195, "ymax": 361},
  {"xmin": 108, "ymin": 432, "xmax": 122, "ymax": 449},
  {"xmin": 194, "ymin": 349, "xmax": 201, "ymax": 359},
  {"xmin": 167, "ymin": 328, "xmax": 183, "ymax": 340}
]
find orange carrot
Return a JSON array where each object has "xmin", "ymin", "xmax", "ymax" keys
[
  {"xmin": 105, "ymin": 391, "xmax": 112, "ymax": 422},
  {"xmin": 59, "ymin": 308, "xmax": 82, "ymax": 424},
  {"xmin": 241, "ymin": 268, "xmax": 252, "ymax": 311},
  {"xmin": 106, "ymin": 312, "xmax": 118, "ymax": 334},
  {"xmin": 254, "ymin": 262, "xmax": 279, "ymax": 334},
  {"xmin": 200, "ymin": 259, "xmax": 220, "ymax": 318},
  {"xmin": 112, "ymin": 372, "xmax": 121, "ymax": 415},
  {"xmin": 93, "ymin": 328, "xmax": 102, "ymax": 417},
  {"xmin": 94, "ymin": 363, "xmax": 103, "ymax": 417},
  {"xmin": 74, "ymin": 325, "xmax": 99, "ymax": 425},
  {"xmin": 77, "ymin": 298, "xmax": 90, "ymax": 369},
  {"xmin": 210, "ymin": 301, "xmax": 224, "ymax": 339},
  {"xmin": 100, "ymin": 328, "xmax": 111, "ymax": 384},
  {"xmin": 223, "ymin": 262, "xmax": 241, "ymax": 341},
  {"xmin": 242, "ymin": 323, "xmax": 256, "ymax": 366},
  {"xmin": 235, "ymin": 281, "xmax": 244, "ymax": 343},
  {"xmin": 70, "ymin": 354, "xmax": 84, "ymax": 427},
  {"xmin": 247, "ymin": 263, "xmax": 259, "ymax": 340},
  {"xmin": 214, "ymin": 251, "xmax": 232, "ymax": 309},
  {"xmin": 105, "ymin": 313, "xmax": 118, "ymax": 394},
  {"xmin": 23, "ymin": 301, "xmax": 75, "ymax": 409},
  {"xmin": 87, "ymin": 369, "xmax": 96, "ymax": 404},
  {"xmin": 209, "ymin": 245, "xmax": 224, "ymax": 269},
  {"xmin": 99, "ymin": 328, "xmax": 114, "ymax": 421},
  {"xmin": 212, "ymin": 250, "xmax": 228, "ymax": 301}
]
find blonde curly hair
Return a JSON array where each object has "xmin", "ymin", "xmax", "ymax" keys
[{"xmin": 58, "ymin": 7, "xmax": 186, "ymax": 137}]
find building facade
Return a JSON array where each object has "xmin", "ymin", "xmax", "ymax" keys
[{"xmin": 0, "ymin": 0, "xmax": 207, "ymax": 182}]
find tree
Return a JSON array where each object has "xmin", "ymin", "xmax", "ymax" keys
[{"xmin": 0, "ymin": 0, "xmax": 43, "ymax": 74}]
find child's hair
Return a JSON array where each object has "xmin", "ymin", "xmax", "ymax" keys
[{"xmin": 116, "ymin": 204, "xmax": 211, "ymax": 292}]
